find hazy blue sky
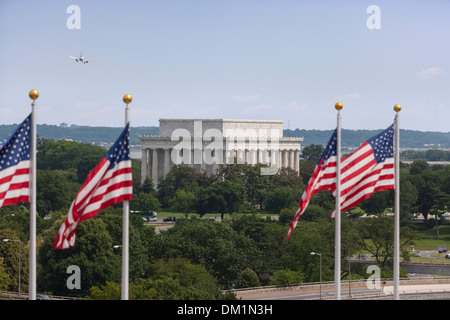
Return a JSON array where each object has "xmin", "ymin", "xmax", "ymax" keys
[{"xmin": 0, "ymin": 0, "xmax": 449, "ymax": 132}]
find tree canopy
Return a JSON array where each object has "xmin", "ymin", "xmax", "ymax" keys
[{"xmin": 0, "ymin": 137, "xmax": 448, "ymax": 299}]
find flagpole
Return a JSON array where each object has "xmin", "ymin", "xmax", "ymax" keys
[
  {"xmin": 121, "ymin": 94, "xmax": 132, "ymax": 300},
  {"xmin": 28, "ymin": 89, "xmax": 38, "ymax": 300},
  {"xmin": 393, "ymin": 104, "xmax": 401, "ymax": 300},
  {"xmin": 334, "ymin": 102, "xmax": 343, "ymax": 300}
]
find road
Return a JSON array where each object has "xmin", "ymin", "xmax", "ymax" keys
[
  {"xmin": 144, "ymin": 217, "xmax": 175, "ymax": 233},
  {"xmin": 238, "ymin": 284, "xmax": 385, "ymax": 300},
  {"xmin": 237, "ymin": 280, "xmax": 450, "ymax": 300}
]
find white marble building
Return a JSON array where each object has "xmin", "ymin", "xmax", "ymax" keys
[{"xmin": 139, "ymin": 119, "xmax": 303, "ymax": 186}]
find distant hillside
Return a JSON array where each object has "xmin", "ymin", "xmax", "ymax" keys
[
  {"xmin": 0, "ymin": 124, "xmax": 448, "ymax": 149},
  {"xmin": 0, "ymin": 124, "xmax": 159, "ymax": 148},
  {"xmin": 284, "ymin": 128, "xmax": 450, "ymax": 149}
]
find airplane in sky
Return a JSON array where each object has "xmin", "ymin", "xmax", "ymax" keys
[{"xmin": 69, "ymin": 52, "xmax": 95, "ymax": 64}]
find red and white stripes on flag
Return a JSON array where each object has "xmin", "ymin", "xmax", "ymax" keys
[
  {"xmin": 330, "ymin": 124, "xmax": 394, "ymax": 216},
  {"xmin": 0, "ymin": 114, "xmax": 31, "ymax": 209},
  {"xmin": 287, "ymin": 130, "xmax": 338, "ymax": 239},
  {"xmin": 54, "ymin": 124, "xmax": 133, "ymax": 249},
  {"xmin": 287, "ymin": 124, "xmax": 395, "ymax": 239}
]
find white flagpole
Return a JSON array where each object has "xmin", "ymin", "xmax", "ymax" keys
[
  {"xmin": 393, "ymin": 104, "xmax": 401, "ymax": 300},
  {"xmin": 121, "ymin": 94, "xmax": 132, "ymax": 300},
  {"xmin": 28, "ymin": 89, "xmax": 38, "ymax": 300},
  {"xmin": 334, "ymin": 102, "xmax": 343, "ymax": 300}
]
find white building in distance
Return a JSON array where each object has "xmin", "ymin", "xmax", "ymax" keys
[{"xmin": 139, "ymin": 119, "xmax": 303, "ymax": 186}]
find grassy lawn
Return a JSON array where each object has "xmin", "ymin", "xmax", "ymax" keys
[
  {"xmin": 407, "ymin": 225, "xmax": 450, "ymax": 263},
  {"xmin": 413, "ymin": 225, "xmax": 450, "ymax": 251},
  {"xmin": 151, "ymin": 212, "xmax": 221, "ymax": 218},
  {"xmin": 146, "ymin": 211, "xmax": 276, "ymax": 219}
]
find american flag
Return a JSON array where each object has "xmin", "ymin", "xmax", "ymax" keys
[
  {"xmin": 287, "ymin": 124, "xmax": 395, "ymax": 239},
  {"xmin": 287, "ymin": 129, "xmax": 338, "ymax": 239},
  {"xmin": 332, "ymin": 124, "xmax": 394, "ymax": 216},
  {"xmin": 0, "ymin": 114, "xmax": 31, "ymax": 209},
  {"xmin": 54, "ymin": 124, "xmax": 133, "ymax": 249}
]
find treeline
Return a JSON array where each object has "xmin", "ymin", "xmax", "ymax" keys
[
  {"xmin": 285, "ymin": 128, "xmax": 450, "ymax": 148},
  {"xmin": 401, "ymin": 149, "xmax": 450, "ymax": 161},
  {"xmin": 0, "ymin": 123, "xmax": 447, "ymax": 148},
  {"xmin": 0, "ymin": 139, "xmax": 449, "ymax": 299},
  {"xmin": 0, "ymin": 125, "xmax": 159, "ymax": 147}
]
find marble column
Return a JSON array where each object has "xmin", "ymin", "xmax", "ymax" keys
[
  {"xmin": 141, "ymin": 148, "xmax": 148, "ymax": 184},
  {"xmin": 289, "ymin": 150, "xmax": 295, "ymax": 170},
  {"xmin": 152, "ymin": 148, "xmax": 159, "ymax": 187},
  {"xmin": 250, "ymin": 149, "xmax": 257, "ymax": 165},
  {"xmin": 164, "ymin": 148, "xmax": 170, "ymax": 176},
  {"xmin": 282, "ymin": 149, "xmax": 288, "ymax": 169}
]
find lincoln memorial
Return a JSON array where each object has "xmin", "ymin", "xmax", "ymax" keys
[{"xmin": 139, "ymin": 119, "xmax": 303, "ymax": 186}]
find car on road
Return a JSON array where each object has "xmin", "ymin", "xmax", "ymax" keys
[
  {"xmin": 438, "ymin": 247, "xmax": 448, "ymax": 253},
  {"xmin": 163, "ymin": 217, "xmax": 177, "ymax": 222},
  {"xmin": 446, "ymin": 253, "xmax": 450, "ymax": 259}
]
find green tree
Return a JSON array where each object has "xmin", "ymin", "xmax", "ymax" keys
[
  {"xmin": 168, "ymin": 189, "xmax": 196, "ymax": 217},
  {"xmin": 235, "ymin": 267, "xmax": 260, "ymax": 289},
  {"xmin": 230, "ymin": 215, "xmax": 289, "ymax": 277},
  {"xmin": 77, "ymin": 154, "xmax": 103, "ymax": 183},
  {"xmin": 193, "ymin": 186, "xmax": 211, "ymax": 217},
  {"xmin": 301, "ymin": 203, "xmax": 328, "ymax": 222},
  {"xmin": 157, "ymin": 165, "xmax": 214, "ymax": 207},
  {"xmin": 0, "ymin": 205, "xmax": 31, "ymax": 242},
  {"xmin": 263, "ymin": 187, "xmax": 297, "ymax": 215},
  {"xmin": 150, "ymin": 258, "xmax": 225, "ymax": 299},
  {"xmin": 360, "ymin": 191, "xmax": 391, "ymax": 215},
  {"xmin": 412, "ymin": 169, "xmax": 441, "ymax": 220},
  {"xmin": 0, "ymin": 256, "xmax": 11, "ymax": 291},
  {"xmin": 281, "ymin": 219, "xmax": 334, "ymax": 282},
  {"xmin": 410, "ymin": 160, "xmax": 430, "ymax": 175},
  {"xmin": 356, "ymin": 215, "xmax": 418, "ymax": 268},
  {"xmin": 399, "ymin": 178, "xmax": 418, "ymax": 225},
  {"xmin": 153, "ymin": 218, "xmax": 261, "ymax": 288},
  {"xmin": 131, "ymin": 192, "xmax": 161, "ymax": 214},
  {"xmin": 0, "ymin": 228, "xmax": 28, "ymax": 292},
  {"xmin": 242, "ymin": 164, "xmax": 274, "ymax": 210},
  {"xmin": 37, "ymin": 138, "xmax": 106, "ymax": 172},
  {"xmin": 279, "ymin": 207, "xmax": 296, "ymax": 225},
  {"xmin": 100, "ymin": 209, "xmax": 154, "ymax": 280},
  {"xmin": 87, "ymin": 258, "xmax": 234, "ymax": 300},
  {"xmin": 38, "ymin": 217, "xmax": 121, "ymax": 297},
  {"xmin": 139, "ymin": 177, "xmax": 156, "ymax": 194},
  {"xmin": 270, "ymin": 269, "xmax": 304, "ymax": 286},
  {"xmin": 207, "ymin": 180, "xmax": 245, "ymax": 221},
  {"xmin": 85, "ymin": 281, "xmax": 121, "ymax": 300},
  {"xmin": 299, "ymin": 161, "xmax": 316, "ymax": 185},
  {"xmin": 429, "ymin": 191, "xmax": 450, "ymax": 240},
  {"xmin": 86, "ymin": 265, "xmax": 218, "ymax": 300},
  {"xmin": 37, "ymin": 169, "xmax": 80, "ymax": 216},
  {"xmin": 301, "ymin": 144, "xmax": 324, "ymax": 163},
  {"xmin": 272, "ymin": 167, "xmax": 303, "ymax": 190}
]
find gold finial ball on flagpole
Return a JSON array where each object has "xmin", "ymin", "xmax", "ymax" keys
[
  {"xmin": 29, "ymin": 89, "xmax": 39, "ymax": 100},
  {"xmin": 123, "ymin": 94, "xmax": 132, "ymax": 104},
  {"xmin": 335, "ymin": 102, "xmax": 343, "ymax": 110},
  {"xmin": 394, "ymin": 104, "xmax": 402, "ymax": 112}
]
